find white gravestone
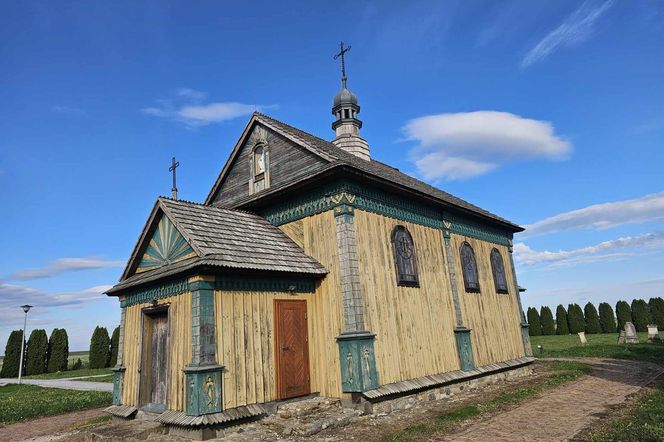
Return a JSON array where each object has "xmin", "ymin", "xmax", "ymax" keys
[
  {"xmin": 624, "ymin": 322, "xmax": 639, "ymax": 344},
  {"xmin": 578, "ymin": 332, "xmax": 587, "ymax": 345},
  {"xmin": 647, "ymin": 324, "xmax": 661, "ymax": 343}
]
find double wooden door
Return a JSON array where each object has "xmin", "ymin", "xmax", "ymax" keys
[
  {"xmin": 275, "ymin": 300, "xmax": 310, "ymax": 399},
  {"xmin": 140, "ymin": 308, "xmax": 169, "ymax": 412}
]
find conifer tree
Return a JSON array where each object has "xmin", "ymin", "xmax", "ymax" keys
[
  {"xmin": 540, "ymin": 306, "xmax": 555, "ymax": 335},
  {"xmin": 598, "ymin": 302, "xmax": 616, "ymax": 333},
  {"xmin": 47, "ymin": 328, "xmax": 69, "ymax": 373},
  {"xmin": 616, "ymin": 300, "xmax": 632, "ymax": 332},
  {"xmin": 567, "ymin": 303, "xmax": 585, "ymax": 334},
  {"xmin": 527, "ymin": 307, "xmax": 542, "ymax": 336},
  {"xmin": 631, "ymin": 299, "xmax": 650, "ymax": 332},
  {"xmin": 0, "ymin": 330, "xmax": 24, "ymax": 377},
  {"xmin": 109, "ymin": 326, "xmax": 120, "ymax": 367},
  {"xmin": 584, "ymin": 302, "xmax": 601, "ymax": 334},
  {"xmin": 555, "ymin": 304, "xmax": 569, "ymax": 335},
  {"xmin": 649, "ymin": 297, "xmax": 664, "ymax": 328},
  {"xmin": 25, "ymin": 329, "xmax": 48, "ymax": 375},
  {"xmin": 89, "ymin": 326, "xmax": 111, "ymax": 369}
]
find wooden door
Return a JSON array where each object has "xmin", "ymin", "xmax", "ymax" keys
[
  {"xmin": 140, "ymin": 308, "xmax": 169, "ymax": 411},
  {"xmin": 275, "ymin": 300, "xmax": 310, "ymax": 399}
]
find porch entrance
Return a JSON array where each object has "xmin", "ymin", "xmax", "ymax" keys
[
  {"xmin": 275, "ymin": 300, "xmax": 310, "ymax": 399},
  {"xmin": 139, "ymin": 307, "xmax": 169, "ymax": 412}
]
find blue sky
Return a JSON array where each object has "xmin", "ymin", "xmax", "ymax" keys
[{"xmin": 1, "ymin": 1, "xmax": 663, "ymax": 350}]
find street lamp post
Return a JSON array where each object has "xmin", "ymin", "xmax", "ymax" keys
[{"xmin": 17, "ymin": 305, "xmax": 32, "ymax": 385}]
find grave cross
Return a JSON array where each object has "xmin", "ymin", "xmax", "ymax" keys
[
  {"xmin": 169, "ymin": 157, "xmax": 180, "ymax": 200},
  {"xmin": 333, "ymin": 41, "xmax": 352, "ymax": 87}
]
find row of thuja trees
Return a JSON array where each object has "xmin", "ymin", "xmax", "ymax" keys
[
  {"xmin": 0, "ymin": 325, "xmax": 120, "ymax": 377},
  {"xmin": 526, "ymin": 297, "xmax": 664, "ymax": 336}
]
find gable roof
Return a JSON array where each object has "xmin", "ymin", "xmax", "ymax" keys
[
  {"xmin": 205, "ymin": 112, "xmax": 523, "ymax": 232},
  {"xmin": 108, "ymin": 197, "xmax": 327, "ymax": 295}
]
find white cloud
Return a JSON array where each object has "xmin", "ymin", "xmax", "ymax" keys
[
  {"xmin": 522, "ymin": 0, "xmax": 613, "ymax": 68},
  {"xmin": 404, "ymin": 111, "xmax": 571, "ymax": 181},
  {"xmin": 142, "ymin": 88, "xmax": 271, "ymax": 127},
  {"xmin": 514, "ymin": 231, "xmax": 664, "ymax": 268},
  {"xmin": 523, "ymin": 191, "xmax": 664, "ymax": 237},
  {"xmin": 9, "ymin": 257, "xmax": 124, "ymax": 280}
]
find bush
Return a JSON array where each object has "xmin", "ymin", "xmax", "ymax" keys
[
  {"xmin": 616, "ymin": 300, "xmax": 632, "ymax": 332},
  {"xmin": 47, "ymin": 329, "xmax": 69, "ymax": 373},
  {"xmin": 567, "ymin": 304, "xmax": 585, "ymax": 334},
  {"xmin": 71, "ymin": 358, "xmax": 83, "ymax": 370},
  {"xmin": 649, "ymin": 297, "xmax": 664, "ymax": 328},
  {"xmin": 89, "ymin": 326, "xmax": 111, "ymax": 369},
  {"xmin": 110, "ymin": 326, "xmax": 120, "ymax": 367},
  {"xmin": 584, "ymin": 302, "xmax": 601, "ymax": 334},
  {"xmin": 631, "ymin": 299, "xmax": 650, "ymax": 332},
  {"xmin": 598, "ymin": 302, "xmax": 616, "ymax": 333},
  {"xmin": 527, "ymin": 307, "xmax": 542, "ymax": 336},
  {"xmin": 25, "ymin": 329, "xmax": 48, "ymax": 375},
  {"xmin": 556, "ymin": 304, "xmax": 569, "ymax": 335},
  {"xmin": 0, "ymin": 330, "xmax": 25, "ymax": 378},
  {"xmin": 540, "ymin": 306, "xmax": 555, "ymax": 335}
]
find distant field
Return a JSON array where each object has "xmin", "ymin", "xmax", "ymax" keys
[
  {"xmin": 0, "ymin": 351, "xmax": 90, "ymax": 374},
  {"xmin": 530, "ymin": 332, "xmax": 664, "ymax": 362}
]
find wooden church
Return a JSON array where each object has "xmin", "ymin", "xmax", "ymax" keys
[{"xmin": 105, "ymin": 47, "xmax": 533, "ymax": 437}]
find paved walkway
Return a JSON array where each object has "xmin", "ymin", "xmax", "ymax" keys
[
  {"xmin": 436, "ymin": 359, "xmax": 664, "ymax": 441},
  {"xmin": 0, "ymin": 376, "xmax": 112, "ymax": 392}
]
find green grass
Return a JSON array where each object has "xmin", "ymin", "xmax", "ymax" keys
[
  {"xmin": 0, "ymin": 384, "xmax": 112, "ymax": 426},
  {"xmin": 529, "ymin": 332, "xmax": 664, "ymax": 362},
  {"xmin": 585, "ymin": 381, "xmax": 664, "ymax": 441},
  {"xmin": 24, "ymin": 368, "xmax": 112, "ymax": 380},
  {"xmin": 77, "ymin": 374, "xmax": 114, "ymax": 383},
  {"xmin": 385, "ymin": 360, "xmax": 591, "ymax": 442}
]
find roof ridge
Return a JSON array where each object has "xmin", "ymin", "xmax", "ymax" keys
[{"xmin": 158, "ymin": 196, "xmax": 261, "ymax": 217}]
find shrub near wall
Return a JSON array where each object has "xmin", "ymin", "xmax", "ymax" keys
[
  {"xmin": 47, "ymin": 328, "xmax": 69, "ymax": 373},
  {"xmin": 25, "ymin": 329, "xmax": 48, "ymax": 375},
  {"xmin": 598, "ymin": 302, "xmax": 616, "ymax": 333},
  {"xmin": 527, "ymin": 307, "xmax": 542, "ymax": 336},
  {"xmin": 556, "ymin": 305, "xmax": 569, "ymax": 335},
  {"xmin": 89, "ymin": 326, "xmax": 111, "ymax": 369},
  {"xmin": 540, "ymin": 306, "xmax": 556, "ymax": 335},
  {"xmin": 0, "ymin": 330, "xmax": 24, "ymax": 378},
  {"xmin": 631, "ymin": 299, "xmax": 650, "ymax": 332},
  {"xmin": 567, "ymin": 304, "xmax": 585, "ymax": 334},
  {"xmin": 650, "ymin": 297, "xmax": 664, "ymax": 328},
  {"xmin": 584, "ymin": 302, "xmax": 601, "ymax": 334},
  {"xmin": 616, "ymin": 301, "xmax": 632, "ymax": 332}
]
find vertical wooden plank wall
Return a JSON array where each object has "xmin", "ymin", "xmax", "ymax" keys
[
  {"xmin": 450, "ymin": 235, "xmax": 525, "ymax": 366},
  {"xmin": 353, "ymin": 210, "xmax": 461, "ymax": 384},
  {"xmin": 121, "ymin": 292, "xmax": 192, "ymax": 410}
]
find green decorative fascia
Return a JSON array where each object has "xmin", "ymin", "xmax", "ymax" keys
[
  {"xmin": 111, "ymin": 366, "xmax": 125, "ymax": 405},
  {"xmin": 215, "ymin": 276, "xmax": 315, "ymax": 293},
  {"xmin": 454, "ymin": 327, "xmax": 476, "ymax": 371},
  {"xmin": 260, "ymin": 180, "xmax": 512, "ymax": 246},
  {"xmin": 120, "ymin": 278, "xmax": 189, "ymax": 308},
  {"xmin": 183, "ymin": 365, "xmax": 224, "ymax": 416},
  {"xmin": 336, "ymin": 332, "xmax": 379, "ymax": 392}
]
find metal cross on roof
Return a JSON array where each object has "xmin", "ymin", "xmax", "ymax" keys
[
  {"xmin": 333, "ymin": 41, "xmax": 352, "ymax": 87},
  {"xmin": 169, "ymin": 156, "xmax": 180, "ymax": 200}
]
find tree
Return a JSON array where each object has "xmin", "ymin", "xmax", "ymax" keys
[
  {"xmin": 616, "ymin": 300, "xmax": 632, "ymax": 332},
  {"xmin": 72, "ymin": 358, "xmax": 83, "ymax": 370},
  {"xmin": 567, "ymin": 304, "xmax": 585, "ymax": 334},
  {"xmin": 0, "ymin": 330, "xmax": 24, "ymax": 377},
  {"xmin": 47, "ymin": 328, "xmax": 69, "ymax": 373},
  {"xmin": 584, "ymin": 302, "xmax": 601, "ymax": 334},
  {"xmin": 598, "ymin": 302, "xmax": 616, "ymax": 333},
  {"xmin": 555, "ymin": 305, "xmax": 569, "ymax": 335},
  {"xmin": 109, "ymin": 326, "xmax": 120, "ymax": 367},
  {"xmin": 648, "ymin": 297, "xmax": 664, "ymax": 328},
  {"xmin": 631, "ymin": 299, "xmax": 649, "ymax": 332},
  {"xmin": 89, "ymin": 326, "xmax": 111, "ymax": 369},
  {"xmin": 540, "ymin": 306, "xmax": 555, "ymax": 335},
  {"xmin": 25, "ymin": 329, "xmax": 48, "ymax": 375},
  {"xmin": 527, "ymin": 307, "xmax": 542, "ymax": 336}
]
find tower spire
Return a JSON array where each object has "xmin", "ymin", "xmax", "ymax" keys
[{"xmin": 333, "ymin": 41, "xmax": 351, "ymax": 88}]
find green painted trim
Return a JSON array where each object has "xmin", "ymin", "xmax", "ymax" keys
[
  {"xmin": 138, "ymin": 215, "xmax": 195, "ymax": 271},
  {"xmin": 520, "ymin": 323, "xmax": 533, "ymax": 357},
  {"xmin": 260, "ymin": 180, "xmax": 512, "ymax": 246},
  {"xmin": 454, "ymin": 327, "xmax": 476, "ymax": 371},
  {"xmin": 120, "ymin": 278, "xmax": 189, "ymax": 308},
  {"xmin": 111, "ymin": 367, "xmax": 125, "ymax": 405},
  {"xmin": 215, "ymin": 276, "xmax": 315, "ymax": 293},
  {"xmin": 337, "ymin": 333, "xmax": 379, "ymax": 392},
  {"xmin": 184, "ymin": 366, "xmax": 224, "ymax": 416}
]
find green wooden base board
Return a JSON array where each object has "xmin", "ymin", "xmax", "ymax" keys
[
  {"xmin": 520, "ymin": 323, "xmax": 533, "ymax": 356},
  {"xmin": 454, "ymin": 327, "xmax": 476, "ymax": 371},
  {"xmin": 337, "ymin": 332, "xmax": 379, "ymax": 392},
  {"xmin": 111, "ymin": 367, "xmax": 125, "ymax": 405},
  {"xmin": 183, "ymin": 365, "xmax": 224, "ymax": 416}
]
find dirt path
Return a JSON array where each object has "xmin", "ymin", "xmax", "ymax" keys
[
  {"xmin": 0, "ymin": 407, "xmax": 106, "ymax": 441},
  {"xmin": 435, "ymin": 359, "xmax": 664, "ymax": 441}
]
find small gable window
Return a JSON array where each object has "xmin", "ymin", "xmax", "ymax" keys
[
  {"xmin": 490, "ymin": 248, "xmax": 509, "ymax": 294},
  {"xmin": 392, "ymin": 226, "xmax": 419, "ymax": 286},
  {"xmin": 460, "ymin": 241, "xmax": 480, "ymax": 292},
  {"xmin": 251, "ymin": 144, "xmax": 268, "ymax": 193}
]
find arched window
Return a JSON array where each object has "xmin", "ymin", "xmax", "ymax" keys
[
  {"xmin": 391, "ymin": 226, "xmax": 419, "ymax": 286},
  {"xmin": 490, "ymin": 248, "xmax": 509, "ymax": 293},
  {"xmin": 460, "ymin": 241, "xmax": 480, "ymax": 292},
  {"xmin": 252, "ymin": 144, "xmax": 267, "ymax": 192}
]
